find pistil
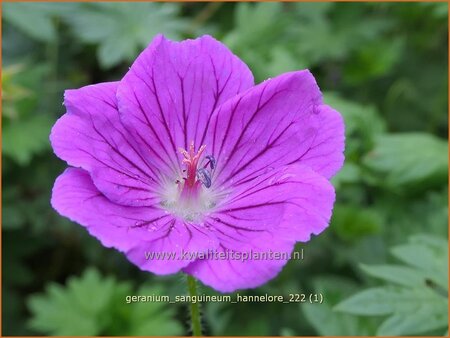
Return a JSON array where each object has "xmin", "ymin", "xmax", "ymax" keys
[
  {"xmin": 161, "ymin": 141, "xmax": 216, "ymax": 221},
  {"xmin": 178, "ymin": 142, "xmax": 207, "ymax": 205}
]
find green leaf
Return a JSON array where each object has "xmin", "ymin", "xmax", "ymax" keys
[
  {"xmin": 265, "ymin": 47, "xmax": 308, "ymax": 79},
  {"xmin": 2, "ymin": 62, "xmax": 54, "ymax": 166},
  {"xmin": 378, "ymin": 305, "xmax": 448, "ymax": 336},
  {"xmin": 344, "ymin": 37, "xmax": 404, "ymax": 84},
  {"xmin": 363, "ymin": 133, "xmax": 448, "ymax": 189},
  {"xmin": 391, "ymin": 235, "xmax": 448, "ymax": 290},
  {"xmin": 3, "ymin": 3, "xmax": 57, "ymax": 42},
  {"xmin": 27, "ymin": 268, "xmax": 183, "ymax": 335},
  {"xmin": 126, "ymin": 285, "xmax": 183, "ymax": 336},
  {"xmin": 2, "ymin": 114, "xmax": 54, "ymax": 165},
  {"xmin": 302, "ymin": 277, "xmax": 377, "ymax": 336},
  {"xmin": 331, "ymin": 162, "xmax": 362, "ymax": 188},
  {"xmin": 335, "ymin": 235, "xmax": 448, "ymax": 335},
  {"xmin": 335, "ymin": 287, "xmax": 411, "ymax": 316},
  {"xmin": 227, "ymin": 2, "xmax": 285, "ymax": 49},
  {"xmin": 360, "ymin": 264, "xmax": 425, "ymax": 288},
  {"xmin": 324, "ymin": 92, "xmax": 386, "ymax": 138},
  {"xmin": 3, "ymin": 3, "xmax": 77, "ymax": 42},
  {"xmin": 2, "ymin": 63, "xmax": 51, "ymax": 119},
  {"xmin": 331, "ymin": 205, "xmax": 383, "ymax": 241},
  {"xmin": 97, "ymin": 36, "xmax": 136, "ymax": 69},
  {"xmin": 223, "ymin": 3, "xmax": 289, "ymax": 81},
  {"xmin": 292, "ymin": 4, "xmax": 389, "ymax": 65},
  {"xmin": 63, "ymin": 3, "xmax": 188, "ymax": 68},
  {"xmin": 323, "ymin": 92, "xmax": 385, "ymax": 159},
  {"xmin": 28, "ymin": 269, "xmax": 111, "ymax": 335}
]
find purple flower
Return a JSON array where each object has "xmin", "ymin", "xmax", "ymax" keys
[{"xmin": 50, "ymin": 35, "xmax": 344, "ymax": 292}]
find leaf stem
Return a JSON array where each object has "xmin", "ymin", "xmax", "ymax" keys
[{"xmin": 187, "ymin": 275, "xmax": 202, "ymax": 336}]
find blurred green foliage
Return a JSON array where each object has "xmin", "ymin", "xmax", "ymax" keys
[
  {"xmin": 63, "ymin": 3, "xmax": 188, "ymax": 68},
  {"xmin": 28, "ymin": 268, "xmax": 183, "ymax": 335},
  {"xmin": 335, "ymin": 235, "xmax": 448, "ymax": 336},
  {"xmin": 2, "ymin": 2, "xmax": 448, "ymax": 336}
]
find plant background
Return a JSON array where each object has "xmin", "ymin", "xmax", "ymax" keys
[{"xmin": 2, "ymin": 2, "xmax": 448, "ymax": 336}]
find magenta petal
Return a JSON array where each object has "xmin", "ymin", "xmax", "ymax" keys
[
  {"xmin": 184, "ymin": 164, "xmax": 335, "ymax": 292},
  {"xmin": 50, "ymin": 82, "xmax": 169, "ymax": 207},
  {"xmin": 184, "ymin": 233, "xmax": 295, "ymax": 293},
  {"xmin": 206, "ymin": 70, "xmax": 344, "ymax": 190},
  {"xmin": 203, "ymin": 165, "xmax": 304, "ymax": 249},
  {"xmin": 298, "ymin": 104, "xmax": 345, "ymax": 178},
  {"xmin": 51, "ymin": 168, "xmax": 218, "ymax": 274},
  {"xmin": 116, "ymin": 34, "xmax": 254, "ymax": 169}
]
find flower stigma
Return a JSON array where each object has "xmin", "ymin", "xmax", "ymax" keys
[{"xmin": 161, "ymin": 141, "xmax": 217, "ymax": 222}]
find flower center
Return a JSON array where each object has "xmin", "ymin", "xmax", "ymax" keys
[{"xmin": 161, "ymin": 141, "xmax": 216, "ymax": 221}]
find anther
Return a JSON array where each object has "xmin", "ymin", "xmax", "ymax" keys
[
  {"xmin": 196, "ymin": 168, "xmax": 212, "ymax": 188},
  {"xmin": 204, "ymin": 155, "xmax": 216, "ymax": 170}
]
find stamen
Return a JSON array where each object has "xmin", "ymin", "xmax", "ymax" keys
[
  {"xmin": 204, "ymin": 155, "xmax": 216, "ymax": 170},
  {"xmin": 196, "ymin": 168, "xmax": 212, "ymax": 188},
  {"xmin": 175, "ymin": 141, "xmax": 214, "ymax": 205},
  {"xmin": 161, "ymin": 141, "xmax": 218, "ymax": 221}
]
